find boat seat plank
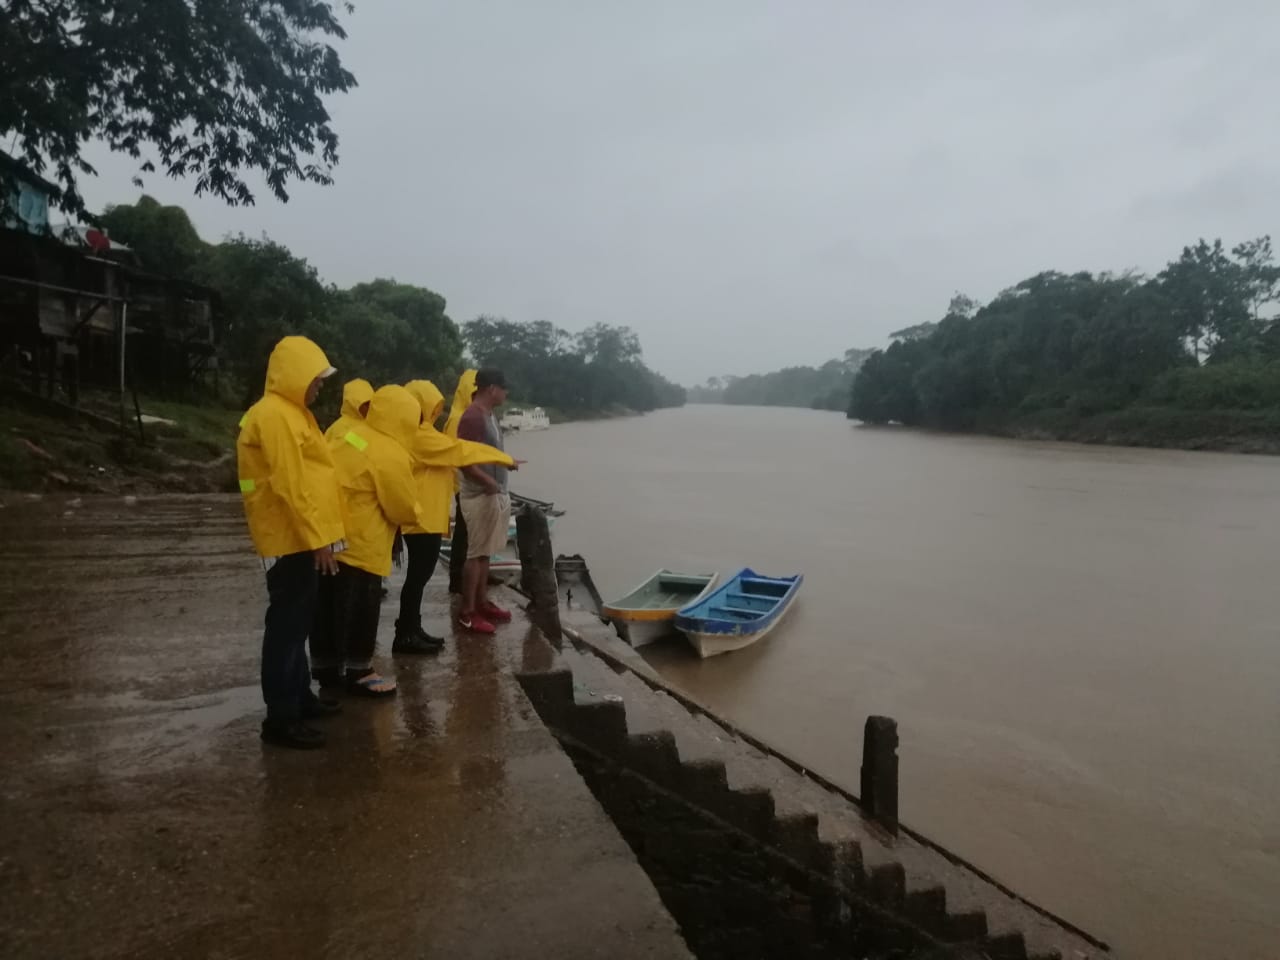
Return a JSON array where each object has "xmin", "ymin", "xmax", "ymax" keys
[
  {"xmin": 657, "ymin": 575, "xmax": 714, "ymax": 588},
  {"xmin": 707, "ymin": 606, "xmax": 765, "ymax": 619},
  {"xmin": 738, "ymin": 579, "xmax": 791, "ymax": 597}
]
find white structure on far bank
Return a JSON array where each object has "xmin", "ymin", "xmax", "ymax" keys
[{"xmin": 500, "ymin": 406, "xmax": 550, "ymax": 431}]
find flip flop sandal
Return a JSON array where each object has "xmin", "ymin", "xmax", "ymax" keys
[{"xmin": 347, "ymin": 672, "xmax": 397, "ymax": 698}]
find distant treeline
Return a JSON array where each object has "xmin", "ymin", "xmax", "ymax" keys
[
  {"xmin": 463, "ymin": 316, "xmax": 685, "ymax": 417},
  {"xmin": 850, "ymin": 237, "xmax": 1280, "ymax": 451},
  {"xmin": 98, "ymin": 196, "xmax": 682, "ymax": 418},
  {"xmin": 688, "ymin": 348, "xmax": 874, "ymax": 410}
]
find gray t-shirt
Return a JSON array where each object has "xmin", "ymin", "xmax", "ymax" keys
[{"xmin": 456, "ymin": 404, "xmax": 507, "ymax": 496}]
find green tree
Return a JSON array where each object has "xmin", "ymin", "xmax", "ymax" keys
[
  {"xmin": 1157, "ymin": 239, "xmax": 1251, "ymax": 361},
  {"xmin": 848, "ymin": 237, "xmax": 1280, "ymax": 443},
  {"xmin": 198, "ymin": 234, "xmax": 332, "ymax": 403},
  {"xmin": 99, "ymin": 195, "xmax": 208, "ymax": 277},
  {"xmin": 849, "ymin": 340, "xmax": 926, "ymax": 424},
  {"xmin": 888, "ymin": 320, "xmax": 939, "ymax": 342},
  {"xmin": 575, "ymin": 323, "xmax": 643, "ymax": 366},
  {"xmin": 1231, "ymin": 236, "xmax": 1280, "ymax": 323},
  {"xmin": 462, "ymin": 317, "xmax": 681, "ymax": 416},
  {"xmin": 1, "ymin": 0, "xmax": 356, "ymax": 217},
  {"xmin": 337, "ymin": 279, "xmax": 463, "ymax": 386}
]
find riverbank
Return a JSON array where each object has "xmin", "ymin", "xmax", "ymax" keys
[
  {"xmin": 846, "ymin": 405, "xmax": 1280, "ymax": 455},
  {"xmin": 994, "ymin": 405, "xmax": 1280, "ymax": 454}
]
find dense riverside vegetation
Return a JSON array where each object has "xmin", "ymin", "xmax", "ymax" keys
[
  {"xmin": 99, "ymin": 197, "xmax": 683, "ymax": 417},
  {"xmin": 463, "ymin": 316, "xmax": 685, "ymax": 417},
  {"xmin": 850, "ymin": 238, "xmax": 1280, "ymax": 451}
]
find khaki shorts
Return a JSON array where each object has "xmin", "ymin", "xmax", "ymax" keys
[{"xmin": 460, "ymin": 493, "xmax": 510, "ymax": 559}]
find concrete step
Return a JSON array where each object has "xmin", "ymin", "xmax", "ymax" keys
[{"xmin": 519, "ymin": 635, "xmax": 1111, "ymax": 960}]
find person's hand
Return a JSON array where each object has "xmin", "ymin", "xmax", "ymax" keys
[
  {"xmin": 313, "ymin": 545, "xmax": 339, "ymax": 575},
  {"xmin": 510, "ymin": 459, "xmax": 527, "ymax": 472},
  {"xmin": 391, "ymin": 531, "xmax": 404, "ymax": 569}
]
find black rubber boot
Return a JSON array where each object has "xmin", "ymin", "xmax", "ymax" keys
[
  {"xmin": 415, "ymin": 623, "xmax": 445, "ymax": 645},
  {"xmin": 392, "ymin": 620, "xmax": 443, "ymax": 655},
  {"xmin": 260, "ymin": 719, "xmax": 326, "ymax": 749}
]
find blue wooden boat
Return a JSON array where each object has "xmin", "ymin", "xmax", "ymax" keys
[{"xmin": 673, "ymin": 568, "xmax": 802, "ymax": 658}]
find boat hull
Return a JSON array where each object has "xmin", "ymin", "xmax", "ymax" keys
[
  {"xmin": 603, "ymin": 570, "xmax": 719, "ymax": 649},
  {"xmin": 673, "ymin": 568, "xmax": 802, "ymax": 658},
  {"xmin": 614, "ymin": 616, "xmax": 679, "ymax": 648},
  {"xmin": 555, "ymin": 554, "xmax": 606, "ymax": 618},
  {"xmin": 683, "ymin": 599, "xmax": 793, "ymax": 658}
]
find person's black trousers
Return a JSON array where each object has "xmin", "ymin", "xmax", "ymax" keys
[
  {"xmin": 261, "ymin": 551, "xmax": 317, "ymax": 722},
  {"xmin": 448, "ymin": 495, "xmax": 467, "ymax": 593},
  {"xmin": 310, "ymin": 562, "xmax": 383, "ymax": 675},
  {"xmin": 398, "ymin": 532, "xmax": 442, "ymax": 628}
]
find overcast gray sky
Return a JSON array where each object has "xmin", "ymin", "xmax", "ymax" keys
[{"xmin": 80, "ymin": 0, "xmax": 1280, "ymax": 385}]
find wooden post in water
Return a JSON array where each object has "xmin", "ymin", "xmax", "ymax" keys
[
  {"xmin": 515, "ymin": 504, "xmax": 561, "ymax": 637},
  {"xmin": 861, "ymin": 715, "xmax": 899, "ymax": 836}
]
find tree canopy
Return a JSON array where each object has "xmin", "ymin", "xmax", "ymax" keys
[
  {"xmin": 98, "ymin": 196, "xmax": 464, "ymax": 406},
  {"xmin": 463, "ymin": 316, "xmax": 685, "ymax": 416},
  {"xmin": 100, "ymin": 195, "xmax": 206, "ymax": 278},
  {"xmin": 90, "ymin": 196, "xmax": 683, "ymax": 418},
  {"xmin": 850, "ymin": 236, "xmax": 1280, "ymax": 445},
  {"xmin": 1, "ymin": 0, "xmax": 356, "ymax": 217}
]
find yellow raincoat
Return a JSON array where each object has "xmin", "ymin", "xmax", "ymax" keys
[
  {"xmin": 324, "ymin": 378, "xmax": 374, "ymax": 445},
  {"xmin": 402, "ymin": 379, "xmax": 514, "ymax": 535},
  {"xmin": 444, "ymin": 369, "xmax": 476, "ymax": 439},
  {"xmin": 237, "ymin": 336, "xmax": 344, "ymax": 558},
  {"xmin": 444, "ymin": 369, "xmax": 477, "ymax": 498},
  {"xmin": 329, "ymin": 385, "xmax": 427, "ymax": 578}
]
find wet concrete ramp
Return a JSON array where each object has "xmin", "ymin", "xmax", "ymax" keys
[{"xmin": 0, "ymin": 495, "xmax": 690, "ymax": 959}]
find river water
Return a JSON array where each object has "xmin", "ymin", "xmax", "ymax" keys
[{"xmin": 506, "ymin": 404, "xmax": 1280, "ymax": 960}]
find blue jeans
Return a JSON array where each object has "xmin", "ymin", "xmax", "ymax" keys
[{"xmin": 261, "ymin": 551, "xmax": 317, "ymax": 721}]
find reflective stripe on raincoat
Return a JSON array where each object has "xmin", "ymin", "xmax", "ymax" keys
[
  {"xmin": 324, "ymin": 378, "xmax": 374, "ymax": 446},
  {"xmin": 236, "ymin": 336, "xmax": 344, "ymax": 558},
  {"xmin": 402, "ymin": 379, "xmax": 514, "ymax": 535},
  {"xmin": 329, "ymin": 384, "xmax": 428, "ymax": 577}
]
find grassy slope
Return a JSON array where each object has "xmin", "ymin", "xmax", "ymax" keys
[{"xmin": 0, "ymin": 390, "xmax": 240, "ymax": 494}]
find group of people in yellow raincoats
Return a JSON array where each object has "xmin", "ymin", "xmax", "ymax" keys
[{"xmin": 236, "ymin": 335, "xmax": 513, "ymax": 749}]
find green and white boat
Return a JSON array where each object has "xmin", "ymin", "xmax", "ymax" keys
[{"xmin": 602, "ymin": 569, "xmax": 719, "ymax": 648}]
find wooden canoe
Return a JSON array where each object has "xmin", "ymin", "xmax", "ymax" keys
[
  {"xmin": 673, "ymin": 568, "xmax": 802, "ymax": 658},
  {"xmin": 603, "ymin": 570, "xmax": 719, "ymax": 648}
]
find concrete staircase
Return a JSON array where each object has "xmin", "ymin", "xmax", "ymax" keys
[{"xmin": 517, "ymin": 631, "xmax": 1109, "ymax": 960}]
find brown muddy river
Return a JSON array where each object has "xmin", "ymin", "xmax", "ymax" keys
[{"xmin": 508, "ymin": 404, "xmax": 1280, "ymax": 960}]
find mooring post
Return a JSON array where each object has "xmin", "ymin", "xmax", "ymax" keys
[
  {"xmin": 861, "ymin": 715, "xmax": 899, "ymax": 836},
  {"xmin": 515, "ymin": 505, "xmax": 561, "ymax": 636}
]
